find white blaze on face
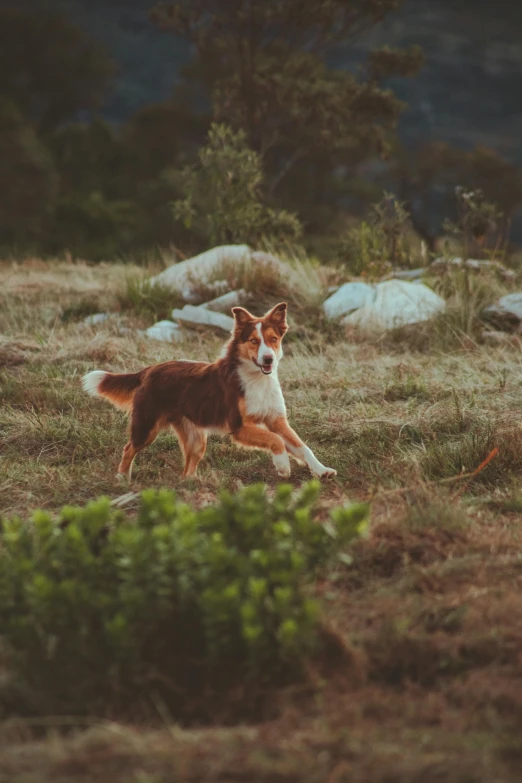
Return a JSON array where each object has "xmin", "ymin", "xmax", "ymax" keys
[{"xmin": 256, "ymin": 323, "xmax": 276, "ymax": 368}]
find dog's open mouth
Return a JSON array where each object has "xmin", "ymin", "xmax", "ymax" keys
[{"xmin": 253, "ymin": 359, "xmax": 273, "ymax": 375}]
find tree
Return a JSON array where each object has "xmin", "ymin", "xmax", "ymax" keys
[
  {"xmin": 172, "ymin": 123, "xmax": 302, "ymax": 248},
  {"xmin": 0, "ymin": 100, "xmax": 58, "ymax": 249},
  {"xmin": 0, "ymin": 8, "xmax": 115, "ymax": 133},
  {"xmin": 45, "ymin": 120, "xmax": 143, "ymax": 260},
  {"xmin": 49, "ymin": 119, "xmax": 127, "ymax": 199},
  {"xmin": 151, "ymin": 0, "xmax": 423, "ymax": 222}
]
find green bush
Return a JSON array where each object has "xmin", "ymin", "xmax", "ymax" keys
[
  {"xmin": 0, "ymin": 482, "xmax": 368, "ymax": 719},
  {"xmin": 117, "ymin": 274, "xmax": 184, "ymax": 321},
  {"xmin": 172, "ymin": 123, "xmax": 302, "ymax": 248},
  {"xmin": 338, "ymin": 193, "xmax": 415, "ymax": 277}
]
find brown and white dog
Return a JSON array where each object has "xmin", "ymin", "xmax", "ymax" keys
[{"xmin": 82, "ymin": 302, "xmax": 336, "ymax": 482}]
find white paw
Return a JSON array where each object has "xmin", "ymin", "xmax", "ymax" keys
[
  {"xmin": 314, "ymin": 466, "xmax": 337, "ymax": 480},
  {"xmin": 273, "ymin": 452, "xmax": 291, "ymax": 478},
  {"xmin": 116, "ymin": 472, "xmax": 130, "ymax": 484}
]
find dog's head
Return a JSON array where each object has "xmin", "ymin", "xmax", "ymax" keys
[{"xmin": 231, "ymin": 302, "xmax": 288, "ymax": 376}]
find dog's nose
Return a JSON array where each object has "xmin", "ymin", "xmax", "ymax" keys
[{"xmin": 263, "ymin": 355, "xmax": 274, "ymax": 365}]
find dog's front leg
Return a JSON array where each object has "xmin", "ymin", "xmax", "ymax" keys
[
  {"xmin": 267, "ymin": 416, "xmax": 337, "ymax": 479},
  {"xmin": 233, "ymin": 423, "xmax": 291, "ymax": 478}
]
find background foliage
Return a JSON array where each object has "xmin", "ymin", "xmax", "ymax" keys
[{"xmin": 0, "ymin": 2, "xmax": 521, "ymax": 263}]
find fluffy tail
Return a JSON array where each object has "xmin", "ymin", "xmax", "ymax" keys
[{"xmin": 82, "ymin": 369, "xmax": 143, "ymax": 411}]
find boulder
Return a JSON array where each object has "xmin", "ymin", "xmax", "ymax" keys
[
  {"xmin": 171, "ymin": 305, "xmax": 234, "ymax": 332},
  {"xmin": 150, "ymin": 245, "xmax": 296, "ymax": 302},
  {"xmin": 323, "ymin": 282, "xmax": 375, "ymax": 320},
  {"xmin": 342, "ymin": 280, "xmax": 445, "ymax": 333},
  {"xmin": 150, "ymin": 245, "xmax": 250, "ymax": 291},
  {"xmin": 145, "ymin": 320, "xmax": 183, "ymax": 342}
]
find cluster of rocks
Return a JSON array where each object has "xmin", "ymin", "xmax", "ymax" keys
[
  {"xmin": 142, "ymin": 245, "xmax": 293, "ymax": 342},
  {"xmin": 322, "ymin": 256, "xmax": 522, "ymax": 337},
  {"xmin": 80, "ymin": 245, "xmax": 522, "ymax": 342}
]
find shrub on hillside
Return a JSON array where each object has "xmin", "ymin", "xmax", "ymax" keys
[
  {"xmin": 0, "ymin": 482, "xmax": 368, "ymax": 720},
  {"xmin": 338, "ymin": 193, "xmax": 415, "ymax": 277},
  {"xmin": 172, "ymin": 123, "xmax": 302, "ymax": 248}
]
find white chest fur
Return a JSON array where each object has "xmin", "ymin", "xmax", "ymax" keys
[{"xmin": 238, "ymin": 366, "xmax": 286, "ymax": 420}]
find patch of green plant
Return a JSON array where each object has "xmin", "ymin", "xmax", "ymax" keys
[
  {"xmin": 443, "ymin": 186, "xmax": 504, "ymax": 261},
  {"xmin": 337, "ymin": 193, "xmax": 415, "ymax": 278},
  {"xmin": 172, "ymin": 123, "xmax": 302, "ymax": 248},
  {"xmin": 117, "ymin": 275, "xmax": 184, "ymax": 321},
  {"xmin": 0, "ymin": 481, "xmax": 368, "ymax": 719}
]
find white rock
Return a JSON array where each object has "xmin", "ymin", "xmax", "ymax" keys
[
  {"xmin": 205, "ymin": 289, "xmax": 248, "ymax": 312},
  {"xmin": 342, "ymin": 280, "xmax": 445, "ymax": 333},
  {"xmin": 323, "ymin": 282, "xmax": 375, "ymax": 320},
  {"xmin": 83, "ymin": 312, "xmax": 111, "ymax": 326},
  {"xmin": 171, "ymin": 305, "xmax": 234, "ymax": 332},
  {"xmin": 145, "ymin": 320, "xmax": 183, "ymax": 342},
  {"xmin": 150, "ymin": 245, "xmax": 251, "ymax": 290}
]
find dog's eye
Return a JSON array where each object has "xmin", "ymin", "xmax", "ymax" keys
[
  {"xmin": 270, "ymin": 336, "xmax": 278, "ymax": 343},
  {"xmin": 249, "ymin": 339, "xmax": 258, "ymax": 345}
]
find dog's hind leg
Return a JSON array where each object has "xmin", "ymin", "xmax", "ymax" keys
[
  {"xmin": 117, "ymin": 399, "xmax": 162, "ymax": 482},
  {"xmin": 117, "ymin": 428, "xmax": 161, "ymax": 482},
  {"xmin": 173, "ymin": 419, "xmax": 208, "ymax": 478}
]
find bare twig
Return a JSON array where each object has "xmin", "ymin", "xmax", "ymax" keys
[
  {"xmin": 367, "ymin": 448, "xmax": 499, "ymax": 502},
  {"xmin": 452, "ymin": 447, "xmax": 499, "ymax": 500}
]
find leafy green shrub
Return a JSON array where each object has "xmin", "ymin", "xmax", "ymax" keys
[
  {"xmin": 0, "ymin": 482, "xmax": 368, "ymax": 720},
  {"xmin": 338, "ymin": 193, "xmax": 414, "ymax": 277},
  {"xmin": 172, "ymin": 123, "xmax": 302, "ymax": 249},
  {"xmin": 443, "ymin": 186, "xmax": 503, "ymax": 261}
]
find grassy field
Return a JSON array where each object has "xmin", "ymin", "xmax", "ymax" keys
[{"xmin": 1, "ymin": 258, "xmax": 522, "ymax": 782}]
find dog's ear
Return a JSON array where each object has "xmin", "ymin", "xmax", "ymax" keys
[
  {"xmin": 231, "ymin": 306, "xmax": 255, "ymax": 329},
  {"xmin": 265, "ymin": 302, "xmax": 288, "ymax": 334}
]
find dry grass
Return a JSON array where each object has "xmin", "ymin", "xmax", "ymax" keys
[{"xmin": 1, "ymin": 258, "xmax": 522, "ymax": 781}]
